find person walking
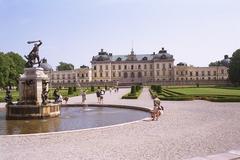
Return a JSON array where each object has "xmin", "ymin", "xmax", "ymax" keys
[
  {"xmin": 96, "ymin": 89, "xmax": 101, "ymax": 103},
  {"xmin": 81, "ymin": 90, "xmax": 87, "ymax": 104}
]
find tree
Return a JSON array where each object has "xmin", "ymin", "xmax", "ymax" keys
[
  {"xmin": 130, "ymin": 86, "xmax": 136, "ymax": 95},
  {"xmin": 228, "ymin": 49, "xmax": 240, "ymax": 85},
  {"xmin": 68, "ymin": 87, "xmax": 73, "ymax": 95},
  {"xmin": 56, "ymin": 62, "xmax": 74, "ymax": 71},
  {"xmin": 0, "ymin": 52, "xmax": 25, "ymax": 88}
]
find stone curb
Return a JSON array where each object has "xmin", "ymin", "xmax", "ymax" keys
[{"xmin": 185, "ymin": 148, "xmax": 240, "ymax": 160}]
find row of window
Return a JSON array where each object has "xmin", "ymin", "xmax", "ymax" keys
[
  {"xmin": 176, "ymin": 77, "xmax": 226, "ymax": 81},
  {"xmin": 52, "ymin": 79, "xmax": 89, "ymax": 83},
  {"xmin": 52, "ymin": 73, "xmax": 88, "ymax": 79},
  {"xmin": 176, "ymin": 70, "xmax": 225, "ymax": 76},
  {"xmin": 93, "ymin": 63, "xmax": 172, "ymax": 71}
]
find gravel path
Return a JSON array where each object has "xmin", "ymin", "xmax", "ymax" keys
[{"xmin": 1, "ymin": 88, "xmax": 240, "ymax": 160}]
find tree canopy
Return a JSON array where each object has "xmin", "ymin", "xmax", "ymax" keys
[
  {"xmin": 0, "ymin": 52, "xmax": 26, "ymax": 88},
  {"xmin": 56, "ymin": 62, "xmax": 74, "ymax": 71},
  {"xmin": 228, "ymin": 49, "xmax": 240, "ymax": 85}
]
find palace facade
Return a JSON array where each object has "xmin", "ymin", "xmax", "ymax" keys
[{"xmin": 49, "ymin": 48, "xmax": 229, "ymax": 86}]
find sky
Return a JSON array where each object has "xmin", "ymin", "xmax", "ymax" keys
[{"xmin": 0, "ymin": 0, "xmax": 240, "ymax": 69}]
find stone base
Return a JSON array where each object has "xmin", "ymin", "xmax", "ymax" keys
[{"xmin": 6, "ymin": 103, "xmax": 61, "ymax": 120}]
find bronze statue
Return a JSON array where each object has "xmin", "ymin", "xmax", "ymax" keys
[
  {"xmin": 5, "ymin": 87, "xmax": 13, "ymax": 105},
  {"xmin": 25, "ymin": 40, "xmax": 42, "ymax": 67},
  {"xmin": 53, "ymin": 88, "xmax": 60, "ymax": 102}
]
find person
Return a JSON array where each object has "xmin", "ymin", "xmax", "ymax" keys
[
  {"xmin": 109, "ymin": 87, "xmax": 112, "ymax": 94},
  {"xmin": 53, "ymin": 88, "xmax": 60, "ymax": 103},
  {"xmin": 151, "ymin": 96, "xmax": 161, "ymax": 120},
  {"xmin": 96, "ymin": 89, "xmax": 101, "ymax": 103},
  {"xmin": 81, "ymin": 90, "xmax": 87, "ymax": 104},
  {"xmin": 100, "ymin": 89, "xmax": 105, "ymax": 104}
]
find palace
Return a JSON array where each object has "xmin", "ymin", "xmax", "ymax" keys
[{"xmin": 49, "ymin": 48, "xmax": 229, "ymax": 87}]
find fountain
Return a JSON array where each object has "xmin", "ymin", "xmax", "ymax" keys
[
  {"xmin": 6, "ymin": 40, "xmax": 60, "ymax": 120},
  {"xmin": 0, "ymin": 40, "xmax": 149, "ymax": 135}
]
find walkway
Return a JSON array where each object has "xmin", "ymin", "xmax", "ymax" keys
[{"xmin": 1, "ymin": 87, "xmax": 240, "ymax": 160}]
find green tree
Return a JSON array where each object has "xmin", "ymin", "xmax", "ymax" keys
[
  {"xmin": 229, "ymin": 49, "xmax": 240, "ymax": 85},
  {"xmin": 56, "ymin": 62, "xmax": 74, "ymax": 71},
  {"xmin": 91, "ymin": 86, "xmax": 94, "ymax": 92},
  {"xmin": 130, "ymin": 86, "xmax": 136, "ymax": 95},
  {"xmin": 68, "ymin": 87, "xmax": 73, "ymax": 95}
]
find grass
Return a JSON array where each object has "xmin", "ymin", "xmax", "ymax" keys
[
  {"xmin": 167, "ymin": 87, "xmax": 240, "ymax": 96},
  {"xmin": 0, "ymin": 87, "xmax": 98, "ymax": 102},
  {"xmin": 151, "ymin": 86, "xmax": 240, "ymax": 102},
  {"xmin": 122, "ymin": 87, "xmax": 143, "ymax": 99}
]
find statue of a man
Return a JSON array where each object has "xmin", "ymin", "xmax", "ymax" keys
[
  {"xmin": 5, "ymin": 87, "xmax": 13, "ymax": 105},
  {"xmin": 25, "ymin": 40, "xmax": 42, "ymax": 67}
]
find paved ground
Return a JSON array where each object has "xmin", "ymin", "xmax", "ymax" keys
[{"xmin": 1, "ymin": 88, "xmax": 240, "ymax": 160}]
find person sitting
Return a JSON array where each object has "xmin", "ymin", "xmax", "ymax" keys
[{"xmin": 151, "ymin": 96, "xmax": 164, "ymax": 121}]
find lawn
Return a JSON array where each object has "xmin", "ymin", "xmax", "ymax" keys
[
  {"xmin": 149, "ymin": 86, "xmax": 240, "ymax": 102},
  {"xmin": 168, "ymin": 87, "xmax": 240, "ymax": 96}
]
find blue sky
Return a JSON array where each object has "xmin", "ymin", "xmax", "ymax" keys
[{"xmin": 0, "ymin": 0, "xmax": 240, "ymax": 69}]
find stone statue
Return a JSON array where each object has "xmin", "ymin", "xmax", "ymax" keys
[
  {"xmin": 25, "ymin": 40, "xmax": 42, "ymax": 67},
  {"xmin": 5, "ymin": 87, "xmax": 13, "ymax": 105},
  {"xmin": 41, "ymin": 88, "xmax": 49, "ymax": 104}
]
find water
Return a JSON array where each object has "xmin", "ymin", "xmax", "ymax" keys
[{"xmin": 0, "ymin": 106, "xmax": 149, "ymax": 135}]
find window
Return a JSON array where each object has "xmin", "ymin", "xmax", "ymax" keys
[
  {"xmin": 163, "ymin": 70, "xmax": 165, "ymax": 76},
  {"xmin": 94, "ymin": 66, "xmax": 96, "ymax": 70},
  {"xmin": 196, "ymin": 71, "xmax": 199, "ymax": 76},
  {"xmin": 162, "ymin": 64, "xmax": 166, "ymax": 69},
  {"xmin": 124, "ymin": 72, "xmax": 128, "ymax": 78},
  {"xmin": 118, "ymin": 72, "xmax": 121, "ymax": 77},
  {"xmin": 131, "ymin": 65, "xmax": 134, "ymax": 70},
  {"xmin": 138, "ymin": 72, "xmax": 142, "ymax": 78},
  {"xmin": 144, "ymin": 64, "xmax": 147, "ymax": 69},
  {"xmin": 201, "ymin": 71, "xmax": 205, "ymax": 76},
  {"xmin": 169, "ymin": 63, "xmax": 172, "ymax": 68},
  {"xmin": 150, "ymin": 64, "xmax": 153, "ymax": 69},
  {"xmin": 221, "ymin": 69, "xmax": 224, "ymax": 74},
  {"xmin": 157, "ymin": 71, "xmax": 159, "ymax": 76},
  {"xmin": 100, "ymin": 65, "xmax": 102, "ymax": 70},
  {"xmin": 86, "ymin": 73, "xmax": 88, "ymax": 77},
  {"xmin": 94, "ymin": 73, "xmax": 97, "ymax": 77},
  {"xmin": 150, "ymin": 71, "xmax": 153, "ymax": 76},
  {"xmin": 131, "ymin": 72, "xmax": 135, "ymax": 78},
  {"xmin": 208, "ymin": 71, "xmax": 211, "ymax": 76},
  {"xmin": 157, "ymin": 64, "xmax": 159, "ymax": 69},
  {"xmin": 190, "ymin": 72, "xmax": 192, "ymax": 76},
  {"xmin": 144, "ymin": 72, "xmax": 147, "ymax": 76},
  {"xmin": 82, "ymin": 74, "xmax": 84, "ymax": 78},
  {"xmin": 138, "ymin": 65, "xmax": 141, "ymax": 69},
  {"xmin": 100, "ymin": 73, "xmax": 102, "ymax": 77},
  {"xmin": 214, "ymin": 71, "xmax": 217, "ymax": 76},
  {"xmin": 181, "ymin": 71, "xmax": 183, "ymax": 76},
  {"xmin": 118, "ymin": 65, "xmax": 121, "ymax": 70},
  {"xmin": 124, "ymin": 65, "xmax": 127, "ymax": 69},
  {"xmin": 105, "ymin": 65, "xmax": 108, "ymax": 70},
  {"xmin": 113, "ymin": 72, "xmax": 115, "ymax": 77},
  {"xmin": 105, "ymin": 72, "xmax": 108, "ymax": 77},
  {"xmin": 112, "ymin": 65, "xmax": 115, "ymax": 70}
]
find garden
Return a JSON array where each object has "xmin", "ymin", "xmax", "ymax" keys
[{"xmin": 149, "ymin": 85, "xmax": 240, "ymax": 102}]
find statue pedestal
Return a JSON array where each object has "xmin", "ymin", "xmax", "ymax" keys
[{"xmin": 6, "ymin": 67, "xmax": 60, "ymax": 120}]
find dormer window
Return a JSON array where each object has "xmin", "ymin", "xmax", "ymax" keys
[
  {"xmin": 116, "ymin": 57, "xmax": 122, "ymax": 61},
  {"xmin": 160, "ymin": 55, "xmax": 167, "ymax": 59},
  {"xmin": 142, "ymin": 57, "xmax": 148, "ymax": 60}
]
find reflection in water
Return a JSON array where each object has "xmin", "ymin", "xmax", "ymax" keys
[{"xmin": 0, "ymin": 107, "xmax": 148, "ymax": 135}]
